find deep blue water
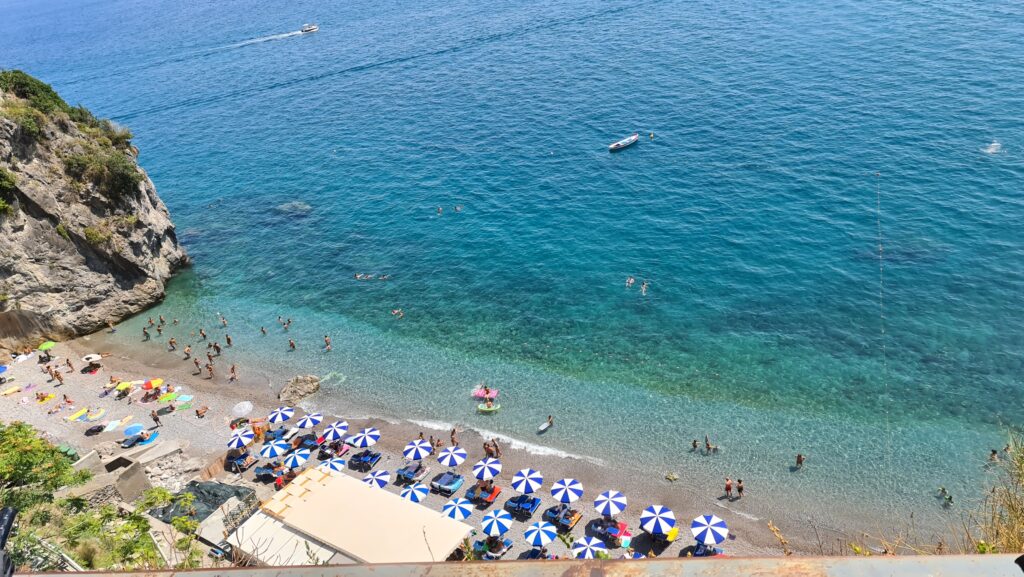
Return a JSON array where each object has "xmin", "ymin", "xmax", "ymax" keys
[{"xmin": 3, "ymin": 0, "xmax": 1023, "ymax": 528}]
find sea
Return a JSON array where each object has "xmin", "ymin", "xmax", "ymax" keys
[{"xmin": 2, "ymin": 0, "xmax": 1022, "ymax": 535}]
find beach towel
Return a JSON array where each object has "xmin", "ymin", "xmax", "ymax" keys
[
  {"xmin": 138, "ymin": 431, "xmax": 160, "ymax": 446},
  {"xmin": 37, "ymin": 393, "xmax": 55, "ymax": 404},
  {"xmin": 1, "ymin": 385, "xmax": 21, "ymax": 396},
  {"xmin": 85, "ymin": 408, "xmax": 106, "ymax": 421},
  {"xmin": 66, "ymin": 408, "xmax": 88, "ymax": 421}
]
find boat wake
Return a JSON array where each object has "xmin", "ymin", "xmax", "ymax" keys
[
  {"xmin": 220, "ymin": 30, "xmax": 304, "ymax": 50},
  {"xmin": 982, "ymin": 140, "xmax": 1002, "ymax": 154}
]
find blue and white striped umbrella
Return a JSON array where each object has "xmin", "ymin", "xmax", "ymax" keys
[
  {"xmin": 227, "ymin": 428, "xmax": 254, "ymax": 449},
  {"xmin": 640, "ymin": 505, "xmax": 676, "ymax": 535},
  {"xmin": 691, "ymin": 514, "xmax": 729, "ymax": 545},
  {"xmin": 347, "ymin": 427, "xmax": 381, "ymax": 448},
  {"xmin": 511, "ymin": 469, "xmax": 544, "ymax": 494},
  {"xmin": 362, "ymin": 470, "xmax": 390, "ymax": 488},
  {"xmin": 481, "ymin": 509, "xmax": 513, "ymax": 536},
  {"xmin": 473, "ymin": 457, "xmax": 502, "ymax": 480},
  {"xmin": 594, "ymin": 490, "xmax": 628, "ymax": 516},
  {"xmin": 295, "ymin": 412, "xmax": 323, "ymax": 429},
  {"xmin": 572, "ymin": 536, "xmax": 608, "ymax": 559},
  {"xmin": 442, "ymin": 498, "xmax": 474, "ymax": 521},
  {"xmin": 283, "ymin": 448, "xmax": 311, "ymax": 469},
  {"xmin": 400, "ymin": 483, "xmax": 430, "ymax": 503},
  {"xmin": 259, "ymin": 440, "xmax": 290, "ymax": 459},
  {"xmin": 524, "ymin": 521, "xmax": 557, "ymax": 547},
  {"xmin": 321, "ymin": 420, "xmax": 349, "ymax": 442},
  {"xmin": 318, "ymin": 458, "xmax": 347, "ymax": 473},
  {"xmin": 403, "ymin": 439, "xmax": 433, "ymax": 461},
  {"xmin": 437, "ymin": 446, "xmax": 468, "ymax": 468},
  {"xmin": 268, "ymin": 406, "xmax": 294, "ymax": 424},
  {"xmin": 551, "ymin": 478, "xmax": 584, "ymax": 503}
]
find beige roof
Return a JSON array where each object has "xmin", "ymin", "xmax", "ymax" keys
[
  {"xmin": 228, "ymin": 510, "xmax": 341, "ymax": 566},
  {"xmin": 261, "ymin": 468, "xmax": 472, "ymax": 564}
]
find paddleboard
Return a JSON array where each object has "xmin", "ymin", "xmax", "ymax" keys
[
  {"xmin": 37, "ymin": 393, "xmax": 55, "ymax": 404},
  {"xmin": 1, "ymin": 386, "xmax": 21, "ymax": 396},
  {"xmin": 538, "ymin": 421, "xmax": 552, "ymax": 433},
  {"xmin": 85, "ymin": 408, "xmax": 106, "ymax": 422},
  {"xmin": 477, "ymin": 403, "xmax": 501, "ymax": 413},
  {"xmin": 471, "ymin": 387, "xmax": 499, "ymax": 399},
  {"xmin": 67, "ymin": 408, "xmax": 88, "ymax": 421}
]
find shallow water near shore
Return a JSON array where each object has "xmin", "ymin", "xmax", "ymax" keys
[{"xmin": 3, "ymin": 0, "xmax": 1023, "ymax": 540}]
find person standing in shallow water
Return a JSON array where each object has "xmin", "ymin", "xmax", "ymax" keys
[
  {"xmin": 289, "ymin": 339, "xmax": 296, "ymax": 351},
  {"xmin": 724, "ymin": 477, "xmax": 733, "ymax": 499},
  {"xmin": 324, "ymin": 335, "xmax": 331, "ymax": 351},
  {"xmin": 796, "ymin": 453, "xmax": 805, "ymax": 468},
  {"xmin": 736, "ymin": 479, "xmax": 744, "ymax": 499}
]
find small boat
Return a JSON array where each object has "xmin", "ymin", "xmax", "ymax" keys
[
  {"xmin": 301, "ymin": 23, "xmax": 319, "ymax": 33},
  {"xmin": 609, "ymin": 133, "xmax": 639, "ymax": 152}
]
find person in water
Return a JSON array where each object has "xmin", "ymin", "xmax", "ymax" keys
[
  {"xmin": 546, "ymin": 415, "xmax": 554, "ymax": 428},
  {"xmin": 289, "ymin": 339, "xmax": 296, "ymax": 351},
  {"xmin": 796, "ymin": 453, "xmax": 806, "ymax": 468},
  {"xmin": 626, "ymin": 276, "xmax": 635, "ymax": 288},
  {"xmin": 640, "ymin": 280, "xmax": 649, "ymax": 295},
  {"xmin": 324, "ymin": 335, "xmax": 332, "ymax": 351},
  {"xmin": 484, "ymin": 398, "xmax": 494, "ymax": 409}
]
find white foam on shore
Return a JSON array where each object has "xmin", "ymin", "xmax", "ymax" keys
[
  {"xmin": 473, "ymin": 427, "xmax": 606, "ymax": 466},
  {"xmin": 714, "ymin": 501, "xmax": 761, "ymax": 521},
  {"xmin": 408, "ymin": 418, "xmax": 457, "ymax": 432}
]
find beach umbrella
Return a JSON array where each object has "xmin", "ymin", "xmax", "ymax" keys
[
  {"xmin": 480, "ymin": 509, "xmax": 513, "ymax": 536},
  {"xmin": 403, "ymin": 439, "xmax": 433, "ymax": 461},
  {"xmin": 268, "ymin": 406, "xmax": 294, "ymax": 424},
  {"xmin": 232, "ymin": 401, "xmax": 253, "ymax": 417},
  {"xmin": 124, "ymin": 424, "xmax": 144, "ymax": 437},
  {"xmin": 472, "ymin": 457, "xmax": 502, "ymax": 480},
  {"xmin": 228, "ymin": 428, "xmax": 255, "ymax": 449},
  {"xmin": 37, "ymin": 341, "xmax": 56, "ymax": 351},
  {"xmin": 81, "ymin": 354, "xmax": 102, "ymax": 363},
  {"xmin": 594, "ymin": 490, "xmax": 628, "ymax": 516},
  {"xmin": 511, "ymin": 469, "xmax": 544, "ymax": 494},
  {"xmin": 400, "ymin": 483, "xmax": 430, "ymax": 503},
  {"xmin": 572, "ymin": 536, "xmax": 607, "ymax": 559},
  {"xmin": 437, "ymin": 446, "xmax": 468, "ymax": 468},
  {"xmin": 442, "ymin": 498, "xmax": 474, "ymax": 521},
  {"xmin": 283, "ymin": 448, "xmax": 311, "ymax": 469},
  {"xmin": 296, "ymin": 412, "xmax": 323, "ymax": 429},
  {"xmin": 551, "ymin": 478, "xmax": 584, "ymax": 503},
  {"xmin": 259, "ymin": 440, "xmax": 290, "ymax": 459},
  {"xmin": 318, "ymin": 458, "xmax": 347, "ymax": 473},
  {"xmin": 362, "ymin": 470, "xmax": 390, "ymax": 488},
  {"xmin": 640, "ymin": 505, "xmax": 676, "ymax": 535},
  {"xmin": 321, "ymin": 420, "xmax": 349, "ymax": 441},
  {"xmin": 691, "ymin": 514, "xmax": 729, "ymax": 545},
  {"xmin": 524, "ymin": 521, "xmax": 557, "ymax": 548},
  {"xmin": 347, "ymin": 427, "xmax": 381, "ymax": 448}
]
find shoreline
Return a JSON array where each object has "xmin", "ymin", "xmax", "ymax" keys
[{"xmin": 3, "ymin": 324, "xmax": 953, "ymax": 560}]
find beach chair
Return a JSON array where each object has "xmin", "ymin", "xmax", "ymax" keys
[
  {"xmin": 542, "ymin": 504, "xmax": 567, "ymax": 523},
  {"xmin": 692, "ymin": 543, "xmax": 724, "ymax": 557},
  {"xmin": 396, "ymin": 461, "xmax": 423, "ymax": 484},
  {"xmin": 431, "ymin": 471, "xmax": 464, "ymax": 496},
  {"xmin": 473, "ymin": 538, "xmax": 513, "ymax": 560},
  {"xmin": 651, "ymin": 526, "xmax": 679, "ymax": 545},
  {"xmin": 363, "ymin": 451, "xmax": 382, "ymax": 470},
  {"xmin": 482, "ymin": 485, "xmax": 502, "ymax": 505},
  {"xmin": 506, "ymin": 494, "xmax": 540, "ymax": 518},
  {"xmin": 350, "ymin": 450, "xmax": 372, "ymax": 470},
  {"xmin": 230, "ymin": 452, "xmax": 256, "ymax": 473}
]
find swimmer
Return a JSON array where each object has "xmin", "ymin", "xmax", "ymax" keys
[
  {"xmin": 437, "ymin": 206, "xmax": 443, "ymax": 215},
  {"xmin": 626, "ymin": 276, "xmax": 635, "ymax": 288},
  {"xmin": 546, "ymin": 415, "xmax": 554, "ymax": 428},
  {"xmin": 260, "ymin": 326, "xmax": 267, "ymax": 336},
  {"xmin": 324, "ymin": 335, "xmax": 332, "ymax": 351},
  {"xmin": 221, "ymin": 317, "xmax": 228, "ymax": 327},
  {"xmin": 391, "ymin": 309, "xmax": 404, "ymax": 319},
  {"xmin": 454, "ymin": 205, "xmax": 463, "ymax": 212},
  {"xmin": 159, "ymin": 315, "xmax": 166, "ymax": 325},
  {"xmin": 289, "ymin": 339, "xmax": 296, "ymax": 351},
  {"xmin": 640, "ymin": 280, "xmax": 649, "ymax": 295},
  {"xmin": 796, "ymin": 453, "xmax": 805, "ymax": 468}
]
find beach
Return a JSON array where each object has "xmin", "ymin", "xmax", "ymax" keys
[{"xmin": 1, "ymin": 332, "xmax": 810, "ymax": 558}]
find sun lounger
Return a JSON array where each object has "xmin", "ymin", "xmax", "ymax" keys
[
  {"xmin": 229, "ymin": 452, "xmax": 257, "ymax": 473},
  {"xmin": 254, "ymin": 462, "xmax": 283, "ymax": 481},
  {"xmin": 396, "ymin": 461, "xmax": 424, "ymax": 483},
  {"xmin": 363, "ymin": 451, "xmax": 382, "ymax": 469},
  {"xmin": 431, "ymin": 471, "xmax": 465, "ymax": 496},
  {"xmin": 281, "ymin": 427, "xmax": 300, "ymax": 442},
  {"xmin": 517, "ymin": 495, "xmax": 541, "ymax": 517},
  {"xmin": 543, "ymin": 504, "xmax": 581, "ymax": 531},
  {"xmin": 473, "ymin": 539, "xmax": 513, "ymax": 560},
  {"xmin": 350, "ymin": 450, "xmax": 381, "ymax": 471},
  {"xmin": 467, "ymin": 484, "xmax": 502, "ymax": 505},
  {"xmin": 411, "ymin": 465, "xmax": 431, "ymax": 483},
  {"xmin": 692, "ymin": 543, "xmax": 724, "ymax": 557},
  {"xmin": 265, "ymin": 428, "xmax": 286, "ymax": 441}
]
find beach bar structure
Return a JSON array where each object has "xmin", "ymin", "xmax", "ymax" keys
[{"xmin": 228, "ymin": 468, "xmax": 472, "ymax": 565}]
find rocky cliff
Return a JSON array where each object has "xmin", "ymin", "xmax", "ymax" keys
[{"xmin": 0, "ymin": 71, "xmax": 187, "ymax": 352}]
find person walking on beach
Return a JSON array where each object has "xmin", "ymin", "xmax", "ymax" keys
[
  {"xmin": 724, "ymin": 477, "xmax": 733, "ymax": 499},
  {"xmin": 168, "ymin": 337, "xmax": 177, "ymax": 351},
  {"xmin": 151, "ymin": 410, "xmax": 161, "ymax": 427},
  {"xmin": 206, "ymin": 363, "xmax": 215, "ymax": 379},
  {"xmin": 492, "ymin": 439, "xmax": 502, "ymax": 458},
  {"xmin": 65, "ymin": 358, "xmax": 74, "ymax": 372},
  {"xmin": 193, "ymin": 358, "xmax": 201, "ymax": 374},
  {"xmin": 324, "ymin": 335, "xmax": 332, "ymax": 352},
  {"xmin": 229, "ymin": 364, "xmax": 238, "ymax": 383},
  {"xmin": 451, "ymin": 428, "xmax": 459, "ymax": 446},
  {"xmin": 206, "ymin": 352, "xmax": 214, "ymax": 365},
  {"xmin": 289, "ymin": 339, "xmax": 296, "ymax": 351},
  {"xmin": 183, "ymin": 345, "xmax": 191, "ymax": 360},
  {"xmin": 142, "ymin": 326, "xmax": 150, "ymax": 341},
  {"xmin": 736, "ymin": 479, "xmax": 744, "ymax": 499},
  {"xmin": 54, "ymin": 371, "xmax": 64, "ymax": 386}
]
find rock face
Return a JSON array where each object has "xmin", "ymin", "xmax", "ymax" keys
[
  {"xmin": 0, "ymin": 72, "xmax": 187, "ymax": 353},
  {"xmin": 279, "ymin": 375, "xmax": 320, "ymax": 405}
]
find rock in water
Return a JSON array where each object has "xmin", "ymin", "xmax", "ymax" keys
[
  {"xmin": 0, "ymin": 71, "xmax": 188, "ymax": 353},
  {"xmin": 279, "ymin": 375, "xmax": 320, "ymax": 405}
]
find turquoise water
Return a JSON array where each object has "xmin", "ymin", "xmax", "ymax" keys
[{"xmin": 3, "ymin": 0, "xmax": 1023, "ymax": 529}]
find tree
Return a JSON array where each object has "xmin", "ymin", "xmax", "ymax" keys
[{"xmin": 0, "ymin": 422, "xmax": 89, "ymax": 510}]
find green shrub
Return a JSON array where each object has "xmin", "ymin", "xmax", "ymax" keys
[
  {"xmin": 0, "ymin": 70, "xmax": 70, "ymax": 114},
  {"xmin": 1, "ymin": 102, "xmax": 46, "ymax": 139},
  {"xmin": 111, "ymin": 214, "xmax": 138, "ymax": 229},
  {"xmin": 64, "ymin": 149, "xmax": 142, "ymax": 199},
  {"xmin": 83, "ymin": 225, "xmax": 112, "ymax": 245},
  {"xmin": 0, "ymin": 166, "xmax": 15, "ymax": 193},
  {"xmin": 56, "ymin": 222, "xmax": 70, "ymax": 239},
  {"xmin": 0, "ymin": 198, "xmax": 11, "ymax": 216}
]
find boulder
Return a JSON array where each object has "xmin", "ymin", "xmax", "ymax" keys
[{"xmin": 279, "ymin": 375, "xmax": 320, "ymax": 405}]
